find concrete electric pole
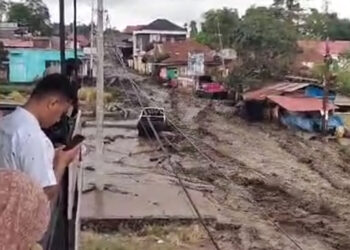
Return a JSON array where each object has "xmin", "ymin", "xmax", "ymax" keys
[
  {"xmin": 95, "ymin": 0, "xmax": 104, "ymax": 188},
  {"xmin": 322, "ymin": 0, "xmax": 331, "ymax": 135},
  {"xmin": 90, "ymin": 0, "xmax": 95, "ymax": 78}
]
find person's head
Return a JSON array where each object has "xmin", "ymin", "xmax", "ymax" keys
[
  {"xmin": 28, "ymin": 73, "xmax": 76, "ymax": 128},
  {"xmin": 66, "ymin": 58, "xmax": 82, "ymax": 77},
  {"xmin": 0, "ymin": 170, "xmax": 50, "ymax": 250}
]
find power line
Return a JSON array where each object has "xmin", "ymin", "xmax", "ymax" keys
[
  {"xmin": 113, "ymin": 48, "xmax": 222, "ymax": 250},
  {"xmin": 118, "ymin": 53, "xmax": 304, "ymax": 250},
  {"xmin": 113, "ymin": 45, "xmax": 305, "ymax": 250}
]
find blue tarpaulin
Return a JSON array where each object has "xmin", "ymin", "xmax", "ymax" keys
[
  {"xmin": 281, "ymin": 115, "xmax": 315, "ymax": 132},
  {"xmin": 281, "ymin": 114, "xmax": 344, "ymax": 133},
  {"xmin": 305, "ymin": 86, "xmax": 336, "ymax": 101}
]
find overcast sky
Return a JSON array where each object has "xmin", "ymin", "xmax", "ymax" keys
[{"xmin": 25, "ymin": 0, "xmax": 350, "ymax": 30}]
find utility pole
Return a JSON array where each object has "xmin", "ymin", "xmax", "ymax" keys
[
  {"xmin": 90, "ymin": 0, "xmax": 95, "ymax": 78},
  {"xmin": 59, "ymin": 0, "xmax": 66, "ymax": 75},
  {"xmin": 95, "ymin": 0, "xmax": 104, "ymax": 189},
  {"xmin": 322, "ymin": 0, "xmax": 331, "ymax": 135},
  {"xmin": 73, "ymin": 0, "xmax": 77, "ymax": 77},
  {"xmin": 216, "ymin": 18, "xmax": 226, "ymax": 77}
]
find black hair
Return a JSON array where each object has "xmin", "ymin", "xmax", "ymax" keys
[
  {"xmin": 66, "ymin": 58, "xmax": 82, "ymax": 77},
  {"xmin": 31, "ymin": 73, "xmax": 76, "ymax": 101}
]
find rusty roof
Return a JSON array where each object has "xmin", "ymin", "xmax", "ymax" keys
[
  {"xmin": 0, "ymin": 39, "xmax": 33, "ymax": 48},
  {"xmin": 268, "ymin": 95, "xmax": 337, "ymax": 112},
  {"xmin": 243, "ymin": 82, "xmax": 311, "ymax": 101},
  {"xmin": 296, "ymin": 40, "xmax": 350, "ymax": 66},
  {"xmin": 158, "ymin": 40, "xmax": 215, "ymax": 65}
]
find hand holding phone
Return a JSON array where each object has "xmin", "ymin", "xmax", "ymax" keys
[{"xmin": 63, "ymin": 134, "xmax": 85, "ymax": 151}]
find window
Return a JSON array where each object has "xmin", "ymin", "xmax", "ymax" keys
[{"xmin": 45, "ymin": 60, "xmax": 60, "ymax": 69}]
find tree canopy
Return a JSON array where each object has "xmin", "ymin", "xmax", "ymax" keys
[
  {"xmin": 8, "ymin": 0, "xmax": 51, "ymax": 35},
  {"xmin": 233, "ymin": 7, "xmax": 298, "ymax": 78},
  {"xmin": 189, "ymin": 21, "xmax": 198, "ymax": 39},
  {"xmin": 196, "ymin": 3, "xmax": 350, "ymax": 81},
  {"xmin": 196, "ymin": 8, "xmax": 239, "ymax": 49},
  {"xmin": 302, "ymin": 9, "xmax": 350, "ymax": 40}
]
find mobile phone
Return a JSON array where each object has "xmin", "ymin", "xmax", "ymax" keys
[{"xmin": 63, "ymin": 134, "xmax": 85, "ymax": 151}]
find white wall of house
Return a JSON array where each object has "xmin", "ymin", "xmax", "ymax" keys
[{"xmin": 132, "ymin": 29, "xmax": 187, "ymax": 73}]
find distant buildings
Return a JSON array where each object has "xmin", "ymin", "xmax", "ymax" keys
[
  {"xmin": 295, "ymin": 40, "xmax": 350, "ymax": 73},
  {"xmin": 144, "ymin": 39, "xmax": 220, "ymax": 79},
  {"xmin": 132, "ymin": 19, "xmax": 187, "ymax": 73},
  {"xmin": 0, "ymin": 34, "xmax": 89, "ymax": 83}
]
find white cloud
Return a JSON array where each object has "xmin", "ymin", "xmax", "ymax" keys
[{"xmin": 17, "ymin": 0, "xmax": 350, "ymax": 30}]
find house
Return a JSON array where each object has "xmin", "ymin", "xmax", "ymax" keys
[
  {"xmin": 104, "ymin": 30, "xmax": 133, "ymax": 60},
  {"xmin": 132, "ymin": 19, "xmax": 187, "ymax": 73},
  {"xmin": 295, "ymin": 40, "xmax": 350, "ymax": 73},
  {"xmin": 144, "ymin": 39, "xmax": 220, "ymax": 79},
  {"xmin": 67, "ymin": 34, "xmax": 90, "ymax": 48},
  {"xmin": 124, "ymin": 25, "xmax": 145, "ymax": 34},
  {"xmin": 8, "ymin": 49, "xmax": 84, "ymax": 83},
  {"xmin": 0, "ymin": 37, "xmax": 86, "ymax": 83},
  {"xmin": 243, "ymin": 82, "xmax": 344, "ymax": 134},
  {"xmin": 0, "ymin": 23, "xmax": 29, "ymax": 39}
]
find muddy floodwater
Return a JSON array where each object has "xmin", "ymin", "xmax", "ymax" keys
[{"xmin": 81, "ymin": 120, "xmax": 221, "ymax": 224}]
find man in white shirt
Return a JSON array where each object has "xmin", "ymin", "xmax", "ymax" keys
[{"xmin": 0, "ymin": 74, "xmax": 80, "ymax": 200}]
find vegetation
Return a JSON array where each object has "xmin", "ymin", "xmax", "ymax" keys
[
  {"xmin": 310, "ymin": 52, "xmax": 350, "ymax": 95},
  {"xmin": 80, "ymin": 224, "xmax": 206, "ymax": 250},
  {"xmin": 196, "ymin": 8, "xmax": 239, "ymax": 49},
  {"xmin": 302, "ymin": 9, "xmax": 350, "ymax": 40},
  {"xmin": 189, "ymin": 21, "xmax": 198, "ymax": 39},
  {"xmin": 196, "ymin": 2, "xmax": 350, "ymax": 84},
  {"xmin": 234, "ymin": 7, "xmax": 298, "ymax": 79},
  {"xmin": 7, "ymin": 0, "xmax": 51, "ymax": 35}
]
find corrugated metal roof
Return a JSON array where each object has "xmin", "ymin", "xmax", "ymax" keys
[
  {"xmin": 335, "ymin": 95, "xmax": 350, "ymax": 107},
  {"xmin": 268, "ymin": 95, "xmax": 337, "ymax": 112},
  {"xmin": 243, "ymin": 82, "xmax": 311, "ymax": 101}
]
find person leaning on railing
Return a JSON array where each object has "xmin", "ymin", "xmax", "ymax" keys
[{"xmin": 0, "ymin": 74, "xmax": 81, "ymax": 201}]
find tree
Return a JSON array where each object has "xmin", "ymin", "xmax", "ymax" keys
[
  {"xmin": 8, "ymin": 0, "xmax": 51, "ymax": 35},
  {"xmin": 7, "ymin": 3, "xmax": 32, "ymax": 25},
  {"xmin": 272, "ymin": 0, "xmax": 302, "ymax": 29},
  {"xmin": 301, "ymin": 9, "xmax": 327, "ymax": 39},
  {"xmin": 26, "ymin": 0, "xmax": 51, "ymax": 35},
  {"xmin": 197, "ymin": 8, "xmax": 239, "ymax": 48},
  {"xmin": 302, "ymin": 9, "xmax": 350, "ymax": 40},
  {"xmin": 189, "ymin": 20, "xmax": 198, "ymax": 38},
  {"xmin": 233, "ymin": 7, "xmax": 298, "ymax": 78},
  {"xmin": 273, "ymin": 0, "xmax": 301, "ymax": 11}
]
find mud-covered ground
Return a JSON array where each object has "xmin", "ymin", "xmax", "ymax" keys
[
  {"xmin": 164, "ymin": 90, "xmax": 350, "ymax": 250},
  {"xmin": 82, "ymin": 51, "xmax": 350, "ymax": 249},
  {"xmin": 130, "ymin": 77, "xmax": 350, "ymax": 248}
]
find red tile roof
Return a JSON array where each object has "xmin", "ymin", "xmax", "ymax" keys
[
  {"xmin": 0, "ymin": 39, "xmax": 33, "ymax": 48},
  {"xmin": 67, "ymin": 34, "xmax": 90, "ymax": 47},
  {"xmin": 157, "ymin": 40, "xmax": 215, "ymax": 65},
  {"xmin": 297, "ymin": 40, "xmax": 350, "ymax": 65},
  {"xmin": 268, "ymin": 95, "xmax": 337, "ymax": 112},
  {"xmin": 243, "ymin": 82, "xmax": 311, "ymax": 101}
]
